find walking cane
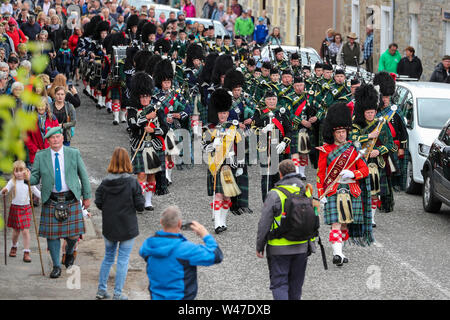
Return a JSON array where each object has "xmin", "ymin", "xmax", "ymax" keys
[
  {"xmin": 27, "ymin": 181, "xmax": 45, "ymax": 276},
  {"xmin": 211, "ymin": 171, "xmax": 217, "ymax": 221},
  {"xmin": 3, "ymin": 194, "xmax": 7, "ymax": 265}
]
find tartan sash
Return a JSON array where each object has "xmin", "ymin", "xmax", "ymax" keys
[{"xmin": 324, "ymin": 143, "xmax": 354, "ymax": 192}]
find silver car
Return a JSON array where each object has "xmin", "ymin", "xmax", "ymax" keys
[{"xmin": 392, "ymin": 82, "xmax": 450, "ymax": 194}]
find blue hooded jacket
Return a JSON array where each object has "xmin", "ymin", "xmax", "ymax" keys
[{"xmin": 139, "ymin": 231, "xmax": 223, "ymax": 300}]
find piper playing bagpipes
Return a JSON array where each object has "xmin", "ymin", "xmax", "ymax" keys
[
  {"xmin": 350, "ymin": 84, "xmax": 396, "ymax": 227},
  {"xmin": 127, "ymin": 72, "xmax": 169, "ymax": 212},
  {"xmin": 203, "ymin": 89, "xmax": 243, "ymax": 234},
  {"xmin": 317, "ymin": 103, "xmax": 373, "ymax": 267}
]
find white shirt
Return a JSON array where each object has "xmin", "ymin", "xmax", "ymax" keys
[
  {"xmin": 51, "ymin": 147, "xmax": 69, "ymax": 193},
  {"xmin": 43, "ymin": 2, "xmax": 51, "ymax": 15},
  {"xmin": 5, "ymin": 179, "xmax": 41, "ymax": 206}
]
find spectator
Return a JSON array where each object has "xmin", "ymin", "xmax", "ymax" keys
[
  {"xmin": 430, "ymin": 55, "xmax": 450, "ymax": 83},
  {"xmin": 6, "ymin": 18, "xmax": 27, "ymax": 52},
  {"xmin": 0, "ymin": 71, "xmax": 10, "ymax": 94},
  {"xmin": 329, "ymin": 32, "xmax": 343, "ymax": 65},
  {"xmin": 256, "ymin": 159, "xmax": 316, "ymax": 300},
  {"xmin": 50, "ymin": 86, "xmax": 76, "ymax": 146},
  {"xmin": 183, "ymin": 0, "xmax": 196, "ymax": 18},
  {"xmin": 37, "ymin": 11, "xmax": 47, "ymax": 27},
  {"xmin": 397, "ymin": 46, "xmax": 423, "ymax": 80},
  {"xmin": 247, "ymin": 9, "xmax": 255, "ymax": 24},
  {"xmin": 253, "ymin": 16, "xmax": 268, "ymax": 46},
  {"xmin": 261, "ymin": 9, "xmax": 270, "ymax": 28},
  {"xmin": 211, "ymin": 2, "xmax": 225, "ymax": 22},
  {"xmin": 139, "ymin": 206, "xmax": 223, "ymax": 300},
  {"xmin": 0, "ymin": 23, "xmax": 14, "ymax": 59},
  {"xmin": 112, "ymin": 14, "xmax": 126, "ymax": 33},
  {"xmin": 48, "ymin": 15, "xmax": 66, "ymax": 51},
  {"xmin": 95, "ymin": 147, "xmax": 145, "ymax": 300},
  {"xmin": 21, "ymin": 15, "xmax": 41, "ymax": 41},
  {"xmin": 378, "ymin": 43, "xmax": 401, "ymax": 73},
  {"xmin": 234, "ymin": 10, "xmax": 253, "ymax": 43},
  {"xmin": 56, "ymin": 40, "xmax": 73, "ymax": 79},
  {"xmin": 1, "ymin": 1, "xmax": 13, "ymax": 15},
  {"xmin": 222, "ymin": 6, "xmax": 237, "ymax": 37},
  {"xmin": 337, "ymin": 32, "xmax": 361, "ymax": 67},
  {"xmin": 55, "ymin": 5, "xmax": 67, "ymax": 27},
  {"xmin": 25, "ymin": 97, "xmax": 60, "ymax": 165},
  {"xmin": 42, "ymin": 0, "xmax": 52, "ymax": 16},
  {"xmin": 266, "ymin": 27, "xmax": 282, "ymax": 46},
  {"xmin": 231, "ymin": 0, "xmax": 243, "ymax": 17},
  {"xmin": 17, "ymin": 43, "xmax": 31, "ymax": 62},
  {"xmin": 363, "ymin": 25, "xmax": 374, "ymax": 73},
  {"xmin": 320, "ymin": 28, "xmax": 334, "ymax": 60},
  {"xmin": 201, "ymin": 0, "xmax": 217, "ymax": 19},
  {"xmin": 158, "ymin": 12, "xmax": 166, "ymax": 24},
  {"xmin": 8, "ymin": 55, "xmax": 19, "ymax": 77},
  {"xmin": 49, "ymin": 73, "xmax": 80, "ymax": 108}
]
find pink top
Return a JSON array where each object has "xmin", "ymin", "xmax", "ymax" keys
[{"xmin": 183, "ymin": 4, "xmax": 196, "ymax": 18}]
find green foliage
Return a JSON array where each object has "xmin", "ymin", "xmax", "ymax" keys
[{"xmin": 0, "ymin": 41, "xmax": 48, "ymax": 229}]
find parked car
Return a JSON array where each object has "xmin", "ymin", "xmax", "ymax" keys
[
  {"xmin": 421, "ymin": 119, "xmax": 450, "ymax": 213},
  {"xmin": 392, "ymin": 82, "xmax": 450, "ymax": 194},
  {"xmin": 185, "ymin": 18, "xmax": 229, "ymax": 38},
  {"xmin": 126, "ymin": 1, "xmax": 181, "ymax": 19},
  {"xmin": 260, "ymin": 45, "xmax": 322, "ymax": 67}
]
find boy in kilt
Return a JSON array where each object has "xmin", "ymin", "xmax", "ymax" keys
[
  {"xmin": 317, "ymin": 103, "xmax": 373, "ymax": 267},
  {"xmin": 203, "ymin": 88, "xmax": 243, "ymax": 234},
  {"xmin": 27, "ymin": 126, "xmax": 91, "ymax": 278},
  {"xmin": 350, "ymin": 84, "xmax": 396, "ymax": 227},
  {"xmin": 127, "ymin": 72, "xmax": 169, "ymax": 211},
  {"xmin": 252, "ymin": 90, "xmax": 292, "ymax": 202}
]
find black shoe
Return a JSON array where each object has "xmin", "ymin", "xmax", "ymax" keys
[
  {"xmin": 50, "ymin": 266, "xmax": 62, "ymax": 278},
  {"xmin": 96, "ymin": 104, "xmax": 101, "ymax": 109},
  {"xmin": 343, "ymin": 257, "xmax": 349, "ymax": 264},
  {"xmin": 65, "ymin": 253, "xmax": 75, "ymax": 268},
  {"xmin": 300, "ymin": 176, "xmax": 307, "ymax": 181},
  {"xmin": 372, "ymin": 223, "xmax": 377, "ymax": 228},
  {"xmin": 107, "ymin": 108, "xmax": 112, "ymax": 114},
  {"xmin": 113, "ymin": 120, "xmax": 119, "ymax": 125},
  {"xmin": 221, "ymin": 225, "xmax": 227, "ymax": 231},
  {"xmin": 83, "ymin": 89, "xmax": 89, "ymax": 96},
  {"xmin": 332, "ymin": 255, "xmax": 344, "ymax": 267},
  {"xmin": 215, "ymin": 226, "xmax": 223, "ymax": 234},
  {"xmin": 145, "ymin": 206, "xmax": 154, "ymax": 211}
]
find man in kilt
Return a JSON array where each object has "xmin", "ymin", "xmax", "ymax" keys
[
  {"xmin": 223, "ymin": 69, "xmax": 256, "ymax": 215},
  {"xmin": 317, "ymin": 103, "xmax": 373, "ymax": 267},
  {"xmin": 28, "ymin": 126, "xmax": 91, "ymax": 278},
  {"xmin": 350, "ymin": 84, "xmax": 396, "ymax": 227},
  {"xmin": 203, "ymin": 88, "xmax": 243, "ymax": 234},
  {"xmin": 252, "ymin": 90, "xmax": 292, "ymax": 202},
  {"xmin": 127, "ymin": 71, "xmax": 169, "ymax": 212}
]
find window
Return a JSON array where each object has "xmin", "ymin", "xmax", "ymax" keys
[
  {"xmin": 417, "ymin": 98, "xmax": 450, "ymax": 129},
  {"xmin": 380, "ymin": 5, "xmax": 393, "ymax": 53},
  {"xmin": 445, "ymin": 21, "xmax": 450, "ymax": 56},
  {"xmin": 403, "ymin": 92, "xmax": 414, "ymax": 128},
  {"xmin": 409, "ymin": 15, "xmax": 418, "ymax": 52},
  {"xmin": 351, "ymin": 0, "xmax": 360, "ymax": 40},
  {"xmin": 392, "ymin": 86, "xmax": 408, "ymax": 107}
]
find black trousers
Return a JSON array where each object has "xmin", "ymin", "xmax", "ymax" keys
[{"xmin": 267, "ymin": 253, "xmax": 308, "ymax": 300}]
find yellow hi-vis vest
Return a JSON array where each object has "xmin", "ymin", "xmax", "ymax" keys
[{"xmin": 268, "ymin": 185, "xmax": 317, "ymax": 246}]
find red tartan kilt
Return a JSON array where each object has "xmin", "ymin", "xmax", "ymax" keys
[{"xmin": 7, "ymin": 204, "xmax": 32, "ymax": 230}]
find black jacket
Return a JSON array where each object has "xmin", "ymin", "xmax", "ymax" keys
[
  {"xmin": 95, "ymin": 173, "xmax": 145, "ymax": 242},
  {"xmin": 397, "ymin": 56, "xmax": 423, "ymax": 79},
  {"xmin": 430, "ymin": 62, "xmax": 450, "ymax": 83}
]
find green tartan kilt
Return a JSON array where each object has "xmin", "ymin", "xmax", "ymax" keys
[
  {"xmin": 323, "ymin": 184, "xmax": 364, "ymax": 225},
  {"xmin": 109, "ymin": 86, "xmax": 121, "ymax": 100},
  {"xmin": 392, "ymin": 149, "xmax": 409, "ymax": 191},
  {"xmin": 290, "ymin": 129, "xmax": 299, "ymax": 154},
  {"xmin": 369, "ymin": 158, "xmax": 394, "ymax": 212},
  {"xmin": 197, "ymin": 101, "xmax": 208, "ymax": 125},
  {"xmin": 207, "ymin": 167, "xmax": 224, "ymax": 196},
  {"xmin": 132, "ymin": 148, "xmax": 165, "ymax": 174}
]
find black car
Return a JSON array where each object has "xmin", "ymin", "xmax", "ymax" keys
[{"xmin": 422, "ymin": 119, "xmax": 450, "ymax": 213}]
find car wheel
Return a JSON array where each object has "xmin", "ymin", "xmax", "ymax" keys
[
  {"xmin": 405, "ymin": 160, "xmax": 421, "ymax": 194},
  {"xmin": 422, "ymin": 173, "xmax": 442, "ymax": 213}
]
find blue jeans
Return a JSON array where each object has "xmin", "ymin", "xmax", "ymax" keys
[{"xmin": 97, "ymin": 237, "xmax": 134, "ymax": 296}]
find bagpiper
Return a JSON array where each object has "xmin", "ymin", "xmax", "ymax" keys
[
  {"xmin": 252, "ymin": 90, "xmax": 292, "ymax": 201},
  {"xmin": 127, "ymin": 72, "xmax": 169, "ymax": 212},
  {"xmin": 203, "ymin": 88, "xmax": 243, "ymax": 234},
  {"xmin": 317, "ymin": 102, "xmax": 373, "ymax": 267},
  {"xmin": 350, "ymin": 84, "xmax": 396, "ymax": 227}
]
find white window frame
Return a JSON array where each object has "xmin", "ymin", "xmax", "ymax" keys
[
  {"xmin": 445, "ymin": 21, "xmax": 450, "ymax": 55},
  {"xmin": 351, "ymin": 0, "xmax": 360, "ymax": 40},
  {"xmin": 380, "ymin": 5, "xmax": 394, "ymax": 54},
  {"xmin": 409, "ymin": 14, "xmax": 418, "ymax": 52}
]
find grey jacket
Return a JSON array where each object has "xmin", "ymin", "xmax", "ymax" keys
[{"xmin": 256, "ymin": 173, "xmax": 316, "ymax": 256}]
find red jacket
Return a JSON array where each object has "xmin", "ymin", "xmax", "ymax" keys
[
  {"xmin": 25, "ymin": 116, "xmax": 59, "ymax": 164},
  {"xmin": 68, "ymin": 34, "xmax": 79, "ymax": 53},
  {"xmin": 6, "ymin": 28, "xmax": 27, "ymax": 51}
]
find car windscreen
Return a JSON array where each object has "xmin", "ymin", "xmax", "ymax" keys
[{"xmin": 417, "ymin": 98, "xmax": 450, "ymax": 129}]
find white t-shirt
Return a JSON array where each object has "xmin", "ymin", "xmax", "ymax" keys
[
  {"xmin": 4, "ymin": 179, "xmax": 41, "ymax": 206},
  {"xmin": 0, "ymin": 4, "xmax": 13, "ymax": 15}
]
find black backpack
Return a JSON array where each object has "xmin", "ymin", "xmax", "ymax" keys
[{"xmin": 268, "ymin": 186, "xmax": 320, "ymax": 242}]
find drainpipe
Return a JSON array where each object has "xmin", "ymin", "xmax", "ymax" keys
[
  {"xmin": 333, "ymin": 0, "xmax": 337, "ymax": 30},
  {"xmin": 297, "ymin": 0, "xmax": 301, "ymax": 47}
]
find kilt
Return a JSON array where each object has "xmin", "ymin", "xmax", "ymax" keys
[
  {"xmin": 235, "ymin": 165, "xmax": 249, "ymax": 208},
  {"xmin": 198, "ymin": 101, "xmax": 208, "ymax": 125},
  {"xmin": 7, "ymin": 204, "xmax": 32, "ymax": 230},
  {"xmin": 109, "ymin": 86, "xmax": 121, "ymax": 100},
  {"xmin": 39, "ymin": 198, "xmax": 85, "ymax": 240},
  {"xmin": 207, "ymin": 168, "xmax": 224, "ymax": 196},
  {"xmin": 392, "ymin": 149, "xmax": 409, "ymax": 191},
  {"xmin": 132, "ymin": 148, "xmax": 165, "ymax": 174},
  {"xmin": 323, "ymin": 184, "xmax": 364, "ymax": 225},
  {"xmin": 290, "ymin": 129, "xmax": 299, "ymax": 154}
]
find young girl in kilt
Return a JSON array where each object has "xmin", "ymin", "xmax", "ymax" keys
[{"xmin": 1, "ymin": 160, "xmax": 41, "ymax": 263}]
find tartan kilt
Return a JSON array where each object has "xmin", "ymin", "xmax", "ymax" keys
[
  {"xmin": 198, "ymin": 101, "xmax": 208, "ymax": 125},
  {"xmin": 392, "ymin": 149, "xmax": 409, "ymax": 191},
  {"xmin": 290, "ymin": 129, "xmax": 299, "ymax": 154},
  {"xmin": 207, "ymin": 168, "xmax": 224, "ymax": 196},
  {"xmin": 39, "ymin": 199, "xmax": 85, "ymax": 240},
  {"xmin": 323, "ymin": 184, "xmax": 364, "ymax": 225},
  {"xmin": 7, "ymin": 204, "xmax": 32, "ymax": 230},
  {"xmin": 109, "ymin": 86, "xmax": 121, "ymax": 100},
  {"xmin": 132, "ymin": 148, "xmax": 165, "ymax": 174}
]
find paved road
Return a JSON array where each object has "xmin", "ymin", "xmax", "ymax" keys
[{"xmin": 1, "ymin": 84, "xmax": 450, "ymax": 300}]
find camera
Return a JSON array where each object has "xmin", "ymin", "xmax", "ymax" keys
[{"xmin": 181, "ymin": 221, "xmax": 193, "ymax": 231}]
